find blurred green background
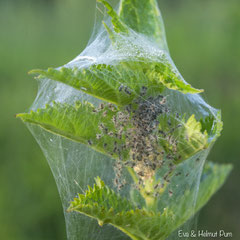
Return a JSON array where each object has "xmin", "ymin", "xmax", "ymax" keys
[{"xmin": 0, "ymin": 0, "xmax": 239, "ymax": 239}]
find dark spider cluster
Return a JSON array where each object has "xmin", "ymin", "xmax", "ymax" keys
[{"xmin": 91, "ymin": 86, "xmax": 186, "ymax": 194}]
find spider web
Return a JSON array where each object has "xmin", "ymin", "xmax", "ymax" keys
[{"xmin": 25, "ymin": 1, "xmax": 220, "ymax": 239}]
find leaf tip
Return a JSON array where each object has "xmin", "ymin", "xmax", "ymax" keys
[
  {"xmin": 15, "ymin": 113, "xmax": 24, "ymax": 119},
  {"xmin": 197, "ymin": 88, "xmax": 204, "ymax": 94},
  {"xmin": 95, "ymin": 176, "xmax": 105, "ymax": 188},
  {"xmin": 28, "ymin": 69, "xmax": 42, "ymax": 75},
  {"xmin": 98, "ymin": 220, "xmax": 104, "ymax": 226}
]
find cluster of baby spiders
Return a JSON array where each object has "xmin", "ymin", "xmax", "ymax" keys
[{"xmin": 89, "ymin": 85, "xmax": 187, "ymax": 195}]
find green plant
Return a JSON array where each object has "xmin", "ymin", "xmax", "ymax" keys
[{"xmin": 17, "ymin": 0, "xmax": 232, "ymax": 239}]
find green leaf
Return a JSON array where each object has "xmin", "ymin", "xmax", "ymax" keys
[
  {"xmin": 119, "ymin": 0, "xmax": 168, "ymax": 49},
  {"xmin": 68, "ymin": 177, "xmax": 175, "ymax": 240},
  {"xmin": 29, "ymin": 60, "xmax": 202, "ymax": 108},
  {"xmin": 16, "ymin": 101, "xmax": 129, "ymax": 160},
  {"xmin": 68, "ymin": 162, "xmax": 232, "ymax": 240},
  {"xmin": 200, "ymin": 111, "xmax": 223, "ymax": 143},
  {"xmin": 29, "ymin": 66, "xmax": 134, "ymax": 106},
  {"xmin": 98, "ymin": 0, "xmax": 128, "ymax": 34},
  {"xmin": 145, "ymin": 61, "xmax": 203, "ymax": 94},
  {"xmin": 170, "ymin": 162, "xmax": 232, "ymax": 228},
  {"xmin": 158, "ymin": 114, "xmax": 209, "ymax": 163},
  {"xmin": 17, "ymin": 101, "xmax": 212, "ymax": 166},
  {"xmin": 196, "ymin": 162, "xmax": 232, "ymax": 211}
]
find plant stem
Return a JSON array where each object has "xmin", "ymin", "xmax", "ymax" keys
[{"xmin": 127, "ymin": 167, "xmax": 158, "ymax": 211}]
